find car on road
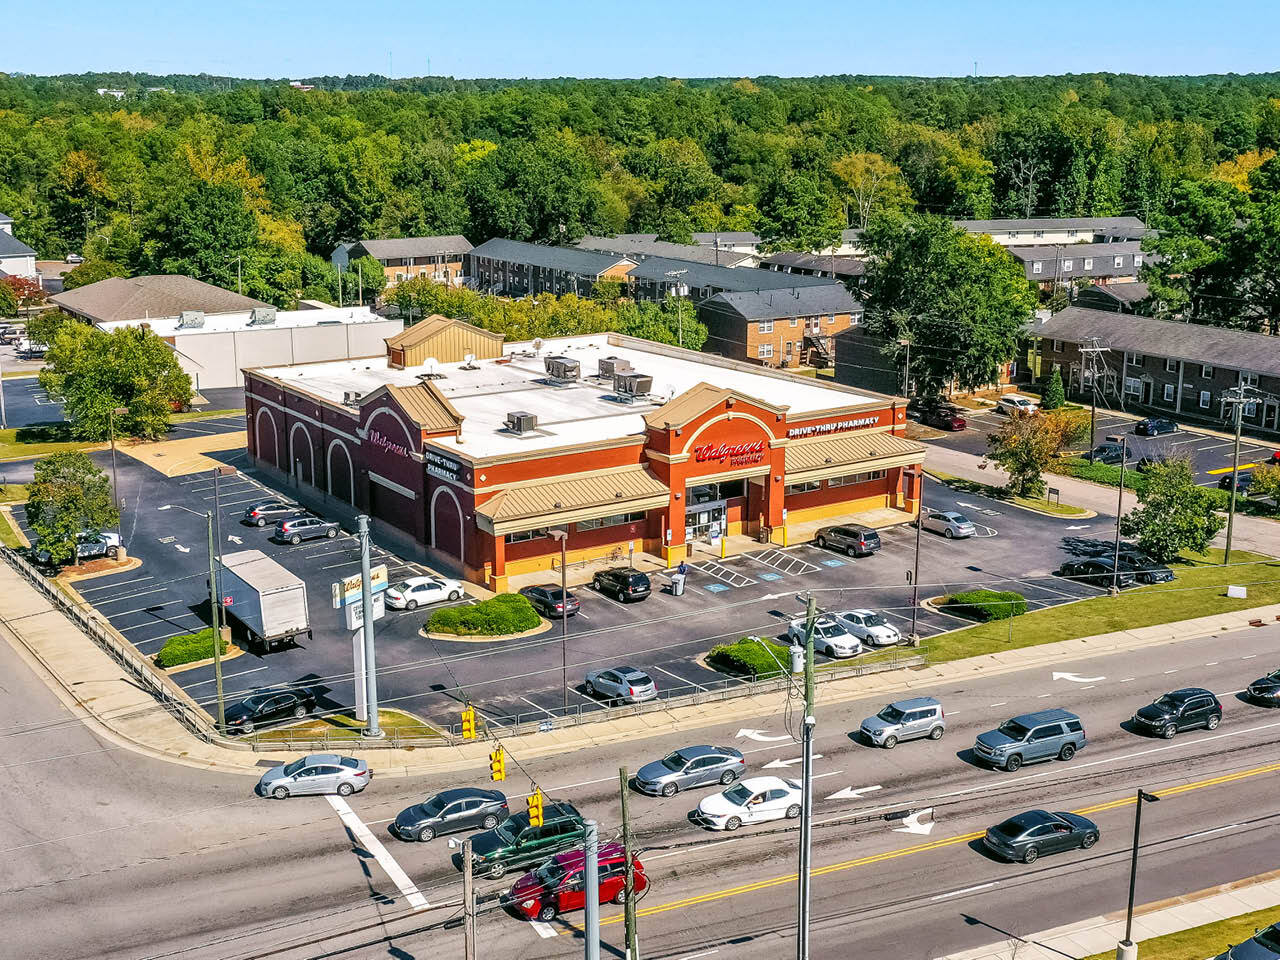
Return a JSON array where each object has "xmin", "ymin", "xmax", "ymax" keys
[
  {"xmin": 1088, "ymin": 441, "xmax": 1127, "ymax": 465},
  {"xmin": 1115, "ymin": 548, "xmax": 1175, "ymax": 584},
  {"xmin": 384, "ymin": 575, "xmax": 464, "ymax": 610},
  {"xmin": 1135, "ymin": 417, "xmax": 1179, "ymax": 436},
  {"xmin": 920, "ymin": 511, "xmax": 977, "ymax": 539},
  {"xmin": 584, "ymin": 665, "xmax": 657, "ymax": 702},
  {"xmin": 466, "ymin": 801, "xmax": 585, "ymax": 879},
  {"xmin": 392, "ymin": 788, "xmax": 509, "ymax": 842},
  {"xmin": 1246, "ymin": 668, "xmax": 1280, "ymax": 705},
  {"xmin": 1132, "ymin": 688, "xmax": 1222, "ymax": 738},
  {"xmin": 973, "ymin": 708, "xmax": 1087, "ymax": 772},
  {"xmin": 508, "ymin": 843, "xmax": 648, "ymax": 922},
  {"xmin": 242, "ymin": 500, "xmax": 300, "ymax": 527},
  {"xmin": 814, "ymin": 523, "xmax": 881, "ymax": 557},
  {"xmin": 224, "ymin": 687, "xmax": 317, "ymax": 735},
  {"xmin": 834, "ymin": 608, "xmax": 901, "ymax": 647},
  {"xmin": 35, "ymin": 530, "xmax": 122, "ymax": 567},
  {"xmin": 1059, "ymin": 556, "xmax": 1136, "ymax": 589},
  {"xmin": 1211, "ymin": 920, "xmax": 1280, "ymax": 960},
  {"xmin": 591, "ymin": 566, "xmax": 651, "ymax": 603},
  {"xmin": 996, "ymin": 395, "xmax": 1037, "ymax": 415},
  {"xmin": 694, "ymin": 776, "xmax": 802, "ymax": 831},
  {"xmin": 860, "ymin": 697, "xmax": 945, "ymax": 749},
  {"xmin": 923, "ymin": 406, "xmax": 967, "ymax": 431},
  {"xmin": 1219, "ymin": 471, "xmax": 1254, "ymax": 494},
  {"xmin": 982, "ymin": 810, "xmax": 1100, "ymax": 864},
  {"xmin": 518, "ymin": 584, "xmax": 581, "ymax": 618},
  {"xmin": 634, "ymin": 745, "xmax": 746, "ymax": 796},
  {"xmin": 273, "ymin": 515, "xmax": 340, "ymax": 544},
  {"xmin": 256, "ymin": 754, "xmax": 370, "ymax": 799},
  {"xmin": 788, "ymin": 614, "xmax": 862, "ymax": 658}
]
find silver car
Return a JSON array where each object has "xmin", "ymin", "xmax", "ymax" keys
[
  {"xmin": 921, "ymin": 510, "xmax": 977, "ymax": 539},
  {"xmin": 585, "ymin": 665, "xmax": 658, "ymax": 703},
  {"xmin": 634, "ymin": 744, "xmax": 746, "ymax": 797},
  {"xmin": 256, "ymin": 753, "xmax": 371, "ymax": 799},
  {"xmin": 860, "ymin": 697, "xmax": 945, "ymax": 748}
]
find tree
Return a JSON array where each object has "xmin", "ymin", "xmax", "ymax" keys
[
  {"xmin": 1119, "ymin": 458, "xmax": 1225, "ymax": 562},
  {"xmin": 1041, "ymin": 367, "xmax": 1066, "ymax": 410},
  {"xmin": 862, "ymin": 213, "xmax": 1038, "ymax": 393},
  {"xmin": 0, "ymin": 280, "xmax": 16, "ymax": 319},
  {"xmin": 40, "ymin": 324, "xmax": 193, "ymax": 440},
  {"xmin": 62, "ymin": 259, "xmax": 129, "ymax": 290},
  {"xmin": 832, "ymin": 152, "xmax": 913, "ymax": 228},
  {"xmin": 344, "ymin": 254, "xmax": 388, "ymax": 304},
  {"xmin": 756, "ymin": 172, "xmax": 843, "ymax": 253},
  {"xmin": 1249, "ymin": 463, "xmax": 1280, "ymax": 504},
  {"xmin": 986, "ymin": 408, "xmax": 1087, "ymax": 498},
  {"xmin": 2, "ymin": 275, "xmax": 47, "ymax": 310},
  {"xmin": 25, "ymin": 452, "xmax": 119, "ymax": 567}
]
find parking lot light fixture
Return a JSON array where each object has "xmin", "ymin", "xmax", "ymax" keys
[
  {"xmin": 108, "ymin": 406, "xmax": 130, "ymax": 533},
  {"xmin": 1119, "ymin": 789, "xmax": 1161, "ymax": 960},
  {"xmin": 549, "ymin": 528, "xmax": 569, "ymax": 711}
]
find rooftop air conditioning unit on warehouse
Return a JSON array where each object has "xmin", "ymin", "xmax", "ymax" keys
[
  {"xmin": 177, "ymin": 310, "xmax": 205, "ymax": 329},
  {"xmin": 505, "ymin": 411, "xmax": 538, "ymax": 434},
  {"xmin": 544, "ymin": 355, "xmax": 580, "ymax": 381},
  {"xmin": 598, "ymin": 356, "xmax": 633, "ymax": 379},
  {"xmin": 342, "ymin": 391, "xmax": 363, "ymax": 406},
  {"xmin": 613, "ymin": 372, "xmax": 653, "ymax": 401}
]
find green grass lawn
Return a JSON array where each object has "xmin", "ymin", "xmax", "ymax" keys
[
  {"xmin": 170, "ymin": 408, "xmax": 245, "ymax": 423},
  {"xmin": 1077, "ymin": 905, "xmax": 1277, "ymax": 960},
  {"xmin": 0, "ymin": 511, "xmax": 22, "ymax": 548},
  {"xmin": 244, "ymin": 708, "xmax": 445, "ymax": 743},
  {"xmin": 0, "ymin": 424, "xmax": 98, "ymax": 461},
  {"xmin": 0, "ymin": 484, "xmax": 28, "ymax": 502},
  {"xmin": 928, "ymin": 469, "xmax": 1092, "ymax": 518}
]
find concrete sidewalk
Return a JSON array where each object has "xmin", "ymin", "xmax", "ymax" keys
[{"xmin": 936, "ymin": 870, "xmax": 1280, "ymax": 960}]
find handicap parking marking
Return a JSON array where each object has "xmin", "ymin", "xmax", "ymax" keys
[
  {"xmin": 703, "ymin": 583, "xmax": 731, "ymax": 593},
  {"xmin": 744, "ymin": 548, "xmax": 821, "ymax": 577},
  {"xmin": 820, "ymin": 559, "xmax": 845, "ymax": 568},
  {"xmin": 758, "ymin": 572, "xmax": 783, "ymax": 581}
]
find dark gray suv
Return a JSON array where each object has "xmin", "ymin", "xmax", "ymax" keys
[
  {"xmin": 814, "ymin": 524, "xmax": 881, "ymax": 557},
  {"xmin": 974, "ymin": 708, "xmax": 1086, "ymax": 772}
]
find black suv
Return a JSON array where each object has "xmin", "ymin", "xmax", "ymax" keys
[
  {"xmin": 1132, "ymin": 687, "xmax": 1222, "ymax": 738},
  {"xmin": 465, "ymin": 801, "xmax": 585, "ymax": 879},
  {"xmin": 224, "ymin": 687, "xmax": 317, "ymax": 735},
  {"xmin": 1060, "ymin": 556, "xmax": 1136, "ymax": 589},
  {"xmin": 1115, "ymin": 548, "xmax": 1174, "ymax": 584},
  {"xmin": 814, "ymin": 524, "xmax": 881, "ymax": 557},
  {"xmin": 592, "ymin": 567, "xmax": 651, "ymax": 603},
  {"xmin": 1135, "ymin": 417, "xmax": 1178, "ymax": 436},
  {"xmin": 1219, "ymin": 471, "xmax": 1254, "ymax": 494}
]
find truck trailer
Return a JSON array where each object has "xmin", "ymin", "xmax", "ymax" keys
[{"xmin": 216, "ymin": 549, "xmax": 311, "ymax": 652}]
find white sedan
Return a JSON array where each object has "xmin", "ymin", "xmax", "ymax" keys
[
  {"xmin": 920, "ymin": 511, "xmax": 977, "ymax": 539},
  {"xmin": 787, "ymin": 615, "xmax": 862, "ymax": 658},
  {"xmin": 834, "ymin": 609, "xmax": 901, "ymax": 646},
  {"xmin": 695, "ymin": 776, "xmax": 803, "ymax": 831},
  {"xmin": 384, "ymin": 576, "xmax": 464, "ymax": 610}
]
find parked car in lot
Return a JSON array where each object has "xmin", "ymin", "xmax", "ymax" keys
[
  {"xmin": 1115, "ymin": 547, "xmax": 1174, "ymax": 584},
  {"xmin": 1246, "ymin": 668, "xmax": 1280, "ymax": 705},
  {"xmin": 1211, "ymin": 920, "xmax": 1280, "ymax": 960},
  {"xmin": 834, "ymin": 608, "xmax": 901, "ymax": 646},
  {"xmin": 1088, "ymin": 441, "xmax": 1127, "ymax": 465},
  {"xmin": 584, "ymin": 665, "xmax": 657, "ymax": 702},
  {"xmin": 385, "ymin": 575, "xmax": 464, "ymax": 610},
  {"xmin": 392, "ymin": 788, "xmax": 509, "ymax": 842},
  {"xmin": 788, "ymin": 614, "xmax": 862, "ymax": 658},
  {"xmin": 1059, "ymin": 556, "xmax": 1136, "ymax": 589},
  {"xmin": 1136, "ymin": 455, "xmax": 1168, "ymax": 472},
  {"xmin": 1135, "ymin": 417, "xmax": 1179, "ymax": 436},
  {"xmin": 694, "ymin": 776, "xmax": 802, "ymax": 831},
  {"xmin": 1219, "ymin": 471, "xmax": 1254, "ymax": 494},
  {"xmin": 920, "ymin": 511, "xmax": 977, "ymax": 539},
  {"xmin": 923, "ymin": 405, "xmax": 967, "ymax": 431},
  {"xmin": 466, "ymin": 802, "xmax": 585, "ymax": 879},
  {"xmin": 973, "ymin": 709, "xmax": 1086, "ymax": 772},
  {"xmin": 1132, "ymin": 688, "xmax": 1222, "ymax": 738},
  {"xmin": 634, "ymin": 745, "xmax": 746, "ymax": 796},
  {"xmin": 996, "ymin": 395, "xmax": 1037, "ymax": 415},
  {"xmin": 591, "ymin": 566, "xmax": 651, "ymax": 602},
  {"xmin": 256, "ymin": 754, "xmax": 370, "ymax": 799},
  {"xmin": 983, "ymin": 810, "xmax": 1100, "ymax": 864},
  {"xmin": 224, "ymin": 687, "xmax": 317, "ymax": 735},
  {"xmin": 814, "ymin": 523, "xmax": 881, "ymax": 557},
  {"xmin": 242, "ymin": 500, "xmax": 300, "ymax": 527},
  {"xmin": 508, "ymin": 843, "xmax": 648, "ymax": 922},
  {"xmin": 518, "ymin": 584, "xmax": 581, "ymax": 618},
  {"xmin": 36, "ymin": 530, "xmax": 121, "ymax": 566},
  {"xmin": 860, "ymin": 697, "xmax": 945, "ymax": 749},
  {"xmin": 274, "ymin": 515, "xmax": 340, "ymax": 544}
]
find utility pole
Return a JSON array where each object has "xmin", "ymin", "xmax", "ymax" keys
[
  {"xmin": 358, "ymin": 515, "xmax": 381, "ymax": 737},
  {"xmin": 462, "ymin": 837, "xmax": 476, "ymax": 960},
  {"xmin": 909, "ymin": 467, "xmax": 924, "ymax": 642},
  {"xmin": 1079, "ymin": 337, "xmax": 1110, "ymax": 460},
  {"xmin": 0, "ymin": 351, "xmax": 6, "ymax": 429},
  {"xmin": 796, "ymin": 592, "xmax": 818, "ymax": 960},
  {"xmin": 357, "ymin": 260, "xmax": 363, "ymax": 306},
  {"xmin": 1221, "ymin": 385, "xmax": 1261, "ymax": 565},
  {"xmin": 584, "ymin": 818, "xmax": 601, "ymax": 960},
  {"xmin": 664, "ymin": 269, "xmax": 688, "ymax": 347},
  {"xmin": 619, "ymin": 767, "xmax": 639, "ymax": 960},
  {"xmin": 551, "ymin": 529, "xmax": 569, "ymax": 710},
  {"xmin": 1111, "ymin": 436, "xmax": 1128, "ymax": 596},
  {"xmin": 204, "ymin": 510, "xmax": 226, "ymax": 733}
]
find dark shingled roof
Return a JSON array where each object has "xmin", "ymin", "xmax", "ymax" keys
[
  {"xmin": 349, "ymin": 236, "xmax": 473, "ymax": 260},
  {"xmin": 468, "ymin": 237, "xmax": 634, "ymax": 276},
  {"xmin": 1088, "ymin": 281, "xmax": 1150, "ymax": 304},
  {"xmin": 956, "ymin": 216, "xmax": 1148, "ymax": 237},
  {"xmin": 51, "ymin": 275, "xmax": 271, "ymax": 324},
  {"xmin": 762, "ymin": 251, "xmax": 866, "ymax": 276},
  {"xmin": 0, "ymin": 231, "xmax": 37, "ymax": 258},
  {"xmin": 699, "ymin": 285, "xmax": 863, "ymax": 322},
  {"xmin": 577, "ymin": 235, "xmax": 754, "ymax": 267},
  {"xmin": 626, "ymin": 256, "xmax": 833, "ymax": 292}
]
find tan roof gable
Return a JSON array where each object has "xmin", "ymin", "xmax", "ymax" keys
[
  {"xmin": 785, "ymin": 431, "xmax": 924, "ymax": 474},
  {"xmin": 384, "ymin": 381, "xmax": 464, "ymax": 433},
  {"xmin": 643, "ymin": 382, "xmax": 789, "ymax": 430},
  {"xmin": 384, "ymin": 315, "xmax": 504, "ymax": 350},
  {"xmin": 50, "ymin": 274, "xmax": 270, "ymax": 323},
  {"xmin": 478, "ymin": 466, "xmax": 669, "ymax": 527}
]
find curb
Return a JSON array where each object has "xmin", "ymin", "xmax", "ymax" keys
[{"xmin": 420, "ymin": 618, "xmax": 554, "ymax": 644}]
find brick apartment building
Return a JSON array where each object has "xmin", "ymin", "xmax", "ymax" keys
[
  {"xmin": 337, "ymin": 236, "xmax": 473, "ymax": 287},
  {"xmin": 698, "ymin": 285, "xmax": 863, "ymax": 369},
  {"xmin": 465, "ymin": 238, "xmax": 636, "ymax": 297}
]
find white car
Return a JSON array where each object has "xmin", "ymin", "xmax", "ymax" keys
[
  {"xmin": 834, "ymin": 609, "xmax": 901, "ymax": 646},
  {"xmin": 996, "ymin": 394, "xmax": 1038, "ymax": 415},
  {"xmin": 920, "ymin": 510, "xmax": 977, "ymax": 539},
  {"xmin": 787, "ymin": 614, "xmax": 862, "ymax": 658},
  {"xmin": 384, "ymin": 575, "xmax": 464, "ymax": 610},
  {"xmin": 695, "ymin": 776, "xmax": 803, "ymax": 831}
]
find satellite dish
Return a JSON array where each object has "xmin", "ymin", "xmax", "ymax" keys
[
  {"xmin": 532, "ymin": 338, "xmax": 544, "ymax": 354},
  {"xmin": 464, "ymin": 353, "xmax": 475, "ymax": 364}
]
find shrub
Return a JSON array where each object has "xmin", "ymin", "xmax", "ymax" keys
[
  {"xmin": 707, "ymin": 636, "xmax": 794, "ymax": 679},
  {"xmin": 155, "ymin": 628, "xmax": 227, "ymax": 668},
  {"xmin": 427, "ymin": 594, "xmax": 540, "ymax": 636},
  {"xmin": 943, "ymin": 589, "xmax": 1027, "ymax": 622}
]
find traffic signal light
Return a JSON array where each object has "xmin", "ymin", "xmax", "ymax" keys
[
  {"xmin": 489, "ymin": 746, "xmax": 506, "ymax": 782},
  {"xmin": 527, "ymin": 788, "xmax": 544, "ymax": 827},
  {"xmin": 461, "ymin": 706, "xmax": 476, "ymax": 740}
]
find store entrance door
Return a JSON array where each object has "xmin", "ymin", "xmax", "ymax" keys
[{"xmin": 685, "ymin": 502, "xmax": 726, "ymax": 542}]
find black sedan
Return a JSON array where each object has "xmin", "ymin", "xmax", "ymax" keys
[
  {"xmin": 1219, "ymin": 471, "xmax": 1254, "ymax": 494},
  {"xmin": 392, "ymin": 788, "xmax": 509, "ymax": 842},
  {"xmin": 224, "ymin": 687, "xmax": 317, "ymax": 735},
  {"xmin": 1135, "ymin": 417, "xmax": 1179, "ymax": 436},
  {"xmin": 1088, "ymin": 442, "xmax": 1127, "ymax": 465},
  {"xmin": 983, "ymin": 809, "xmax": 1100, "ymax": 863},
  {"xmin": 923, "ymin": 406, "xmax": 967, "ymax": 431},
  {"xmin": 518, "ymin": 584, "xmax": 582, "ymax": 618},
  {"xmin": 1060, "ymin": 557, "xmax": 1136, "ymax": 589},
  {"xmin": 1116, "ymin": 548, "xmax": 1175, "ymax": 584},
  {"xmin": 1246, "ymin": 668, "xmax": 1280, "ymax": 706}
]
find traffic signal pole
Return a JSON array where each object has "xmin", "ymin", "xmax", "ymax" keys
[
  {"xmin": 620, "ymin": 766, "xmax": 639, "ymax": 960},
  {"xmin": 358, "ymin": 515, "xmax": 381, "ymax": 738},
  {"xmin": 797, "ymin": 592, "xmax": 817, "ymax": 960},
  {"xmin": 462, "ymin": 837, "xmax": 476, "ymax": 960}
]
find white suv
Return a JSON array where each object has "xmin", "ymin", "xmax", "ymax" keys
[{"xmin": 996, "ymin": 395, "xmax": 1038, "ymax": 415}]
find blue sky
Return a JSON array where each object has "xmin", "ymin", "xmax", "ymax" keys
[{"xmin": 9, "ymin": 0, "xmax": 1280, "ymax": 79}]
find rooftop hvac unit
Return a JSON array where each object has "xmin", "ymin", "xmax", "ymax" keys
[
  {"xmin": 247, "ymin": 307, "xmax": 277, "ymax": 326},
  {"xmin": 418, "ymin": 358, "xmax": 445, "ymax": 380},
  {"xmin": 532, "ymin": 338, "xmax": 544, "ymax": 354},
  {"xmin": 461, "ymin": 353, "xmax": 478, "ymax": 369},
  {"xmin": 614, "ymin": 372, "xmax": 653, "ymax": 397},
  {"xmin": 505, "ymin": 411, "xmax": 538, "ymax": 434},
  {"xmin": 177, "ymin": 310, "xmax": 205, "ymax": 329},
  {"xmin": 598, "ymin": 356, "xmax": 633, "ymax": 379},
  {"xmin": 544, "ymin": 355, "xmax": 580, "ymax": 381},
  {"xmin": 342, "ymin": 390, "xmax": 363, "ymax": 406}
]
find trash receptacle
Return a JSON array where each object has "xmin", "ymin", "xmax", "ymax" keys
[{"xmin": 671, "ymin": 572, "xmax": 686, "ymax": 596}]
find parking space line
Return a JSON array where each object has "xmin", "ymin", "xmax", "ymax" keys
[
  {"xmin": 91, "ymin": 587, "xmax": 170, "ymax": 605},
  {"xmin": 326, "ymin": 796, "xmax": 429, "ymax": 911},
  {"xmin": 77, "ymin": 575, "xmax": 155, "ymax": 594},
  {"xmin": 183, "ymin": 666, "xmax": 268, "ymax": 688},
  {"xmin": 530, "ymin": 921, "xmax": 558, "ymax": 939},
  {"xmin": 651, "ymin": 664, "xmax": 704, "ymax": 691},
  {"xmin": 110, "ymin": 602, "xmax": 201, "ymax": 618},
  {"xmin": 520, "ymin": 697, "xmax": 555, "ymax": 717}
]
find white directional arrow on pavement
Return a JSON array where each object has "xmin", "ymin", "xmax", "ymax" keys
[
  {"xmin": 763, "ymin": 754, "xmax": 823, "ymax": 769},
  {"xmin": 1053, "ymin": 671, "xmax": 1106, "ymax": 683},
  {"xmin": 227, "ymin": 535, "xmax": 243, "ymax": 545},
  {"xmin": 955, "ymin": 501, "xmax": 979, "ymax": 509},
  {"xmin": 736, "ymin": 729, "xmax": 792, "ymax": 742},
  {"xmin": 893, "ymin": 808, "xmax": 935, "ymax": 835},
  {"xmin": 1065, "ymin": 525, "xmax": 1091, "ymax": 531},
  {"xmin": 825, "ymin": 784, "xmax": 882, "ymax": 801},
  {"xmin": 175, "ymin": 544, "xmax": 190, "ymax": 553}
]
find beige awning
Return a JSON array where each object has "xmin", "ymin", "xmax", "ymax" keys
[
  {"xmin": 785, "ymin": 431, "xmax": 924, "ymax": 483},
  {"xmin": 477, "ymin": 465, "xmax": 670, "ymax": 535}
]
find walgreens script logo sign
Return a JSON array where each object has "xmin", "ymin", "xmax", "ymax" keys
[
  {"xmin": 369, "ymin": 429, "xmax": 409, "ymax": 458},
  {"xmin": 693, "ymin": 440, "xmax": 766, "ymax": 466}
]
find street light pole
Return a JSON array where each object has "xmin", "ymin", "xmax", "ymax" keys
[
  {"xmin": 1221, "ymin": 386, "xmax": 1259, "ymax": 565},
  {"xmin": 204, "ymin": 509, "xmax": 226, "ymax": 734},
  {"xmin": 109, "ymin": 406, "xmax": 128, "ymax": 536},
  {"xmin": 796, "ymin": 591, "xmax": 818, "ymax": 960},
  {"xmin": 1111, "ymin": 437, "xmax": 1128, "ymax": 595},
  {"xmin": 550, "ymin": 528, "xmax": 569, "ymax": 711},
  {"xmin": 1118, "ymin": 789, "xmax": 1161, "ymax": 960},
  {"xmin": 664, "ymin": 269, "xmax": 688, "ymax": 348}
]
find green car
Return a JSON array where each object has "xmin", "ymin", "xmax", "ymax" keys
[{"xmin": 465, "ymin": 801, "xmax": 585, "ymax": 878}]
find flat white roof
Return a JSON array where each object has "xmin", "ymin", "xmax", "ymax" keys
[
  {"xmin": 98, "ymin": 306, "xmax": 385, "ymax": 336},
  {"xmin": 256, "ymin": 335, "xmax": 886, "ymax": 459}
]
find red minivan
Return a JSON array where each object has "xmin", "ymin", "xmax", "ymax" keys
[{"xmin": 508, "ymin": 843, "xmax": 648, "ymax": 922}]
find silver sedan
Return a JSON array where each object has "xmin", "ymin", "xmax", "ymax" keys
[
  {"xmin": 634, "ymin": 745, "xmax": 746, "ymax": 796},
  {"xmin": 256, "ymin": 754, "xmax": 371, "ymax": 799},
  {"xmin": 584, "ymin": 665, "xmax": 658, "ymax": 703},
  {"xmin": 920, "ymin": 510, "xmax": 977, "ymax": 539}
]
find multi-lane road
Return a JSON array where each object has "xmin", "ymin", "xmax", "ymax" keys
[{"xmin": 6, "ymin": 598, "xmax": 1278, "ymax": 960}]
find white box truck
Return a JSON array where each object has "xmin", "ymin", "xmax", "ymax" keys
[{"xmin": 216, "ymin": 549, "xmax": 312, "ymax": 652}]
